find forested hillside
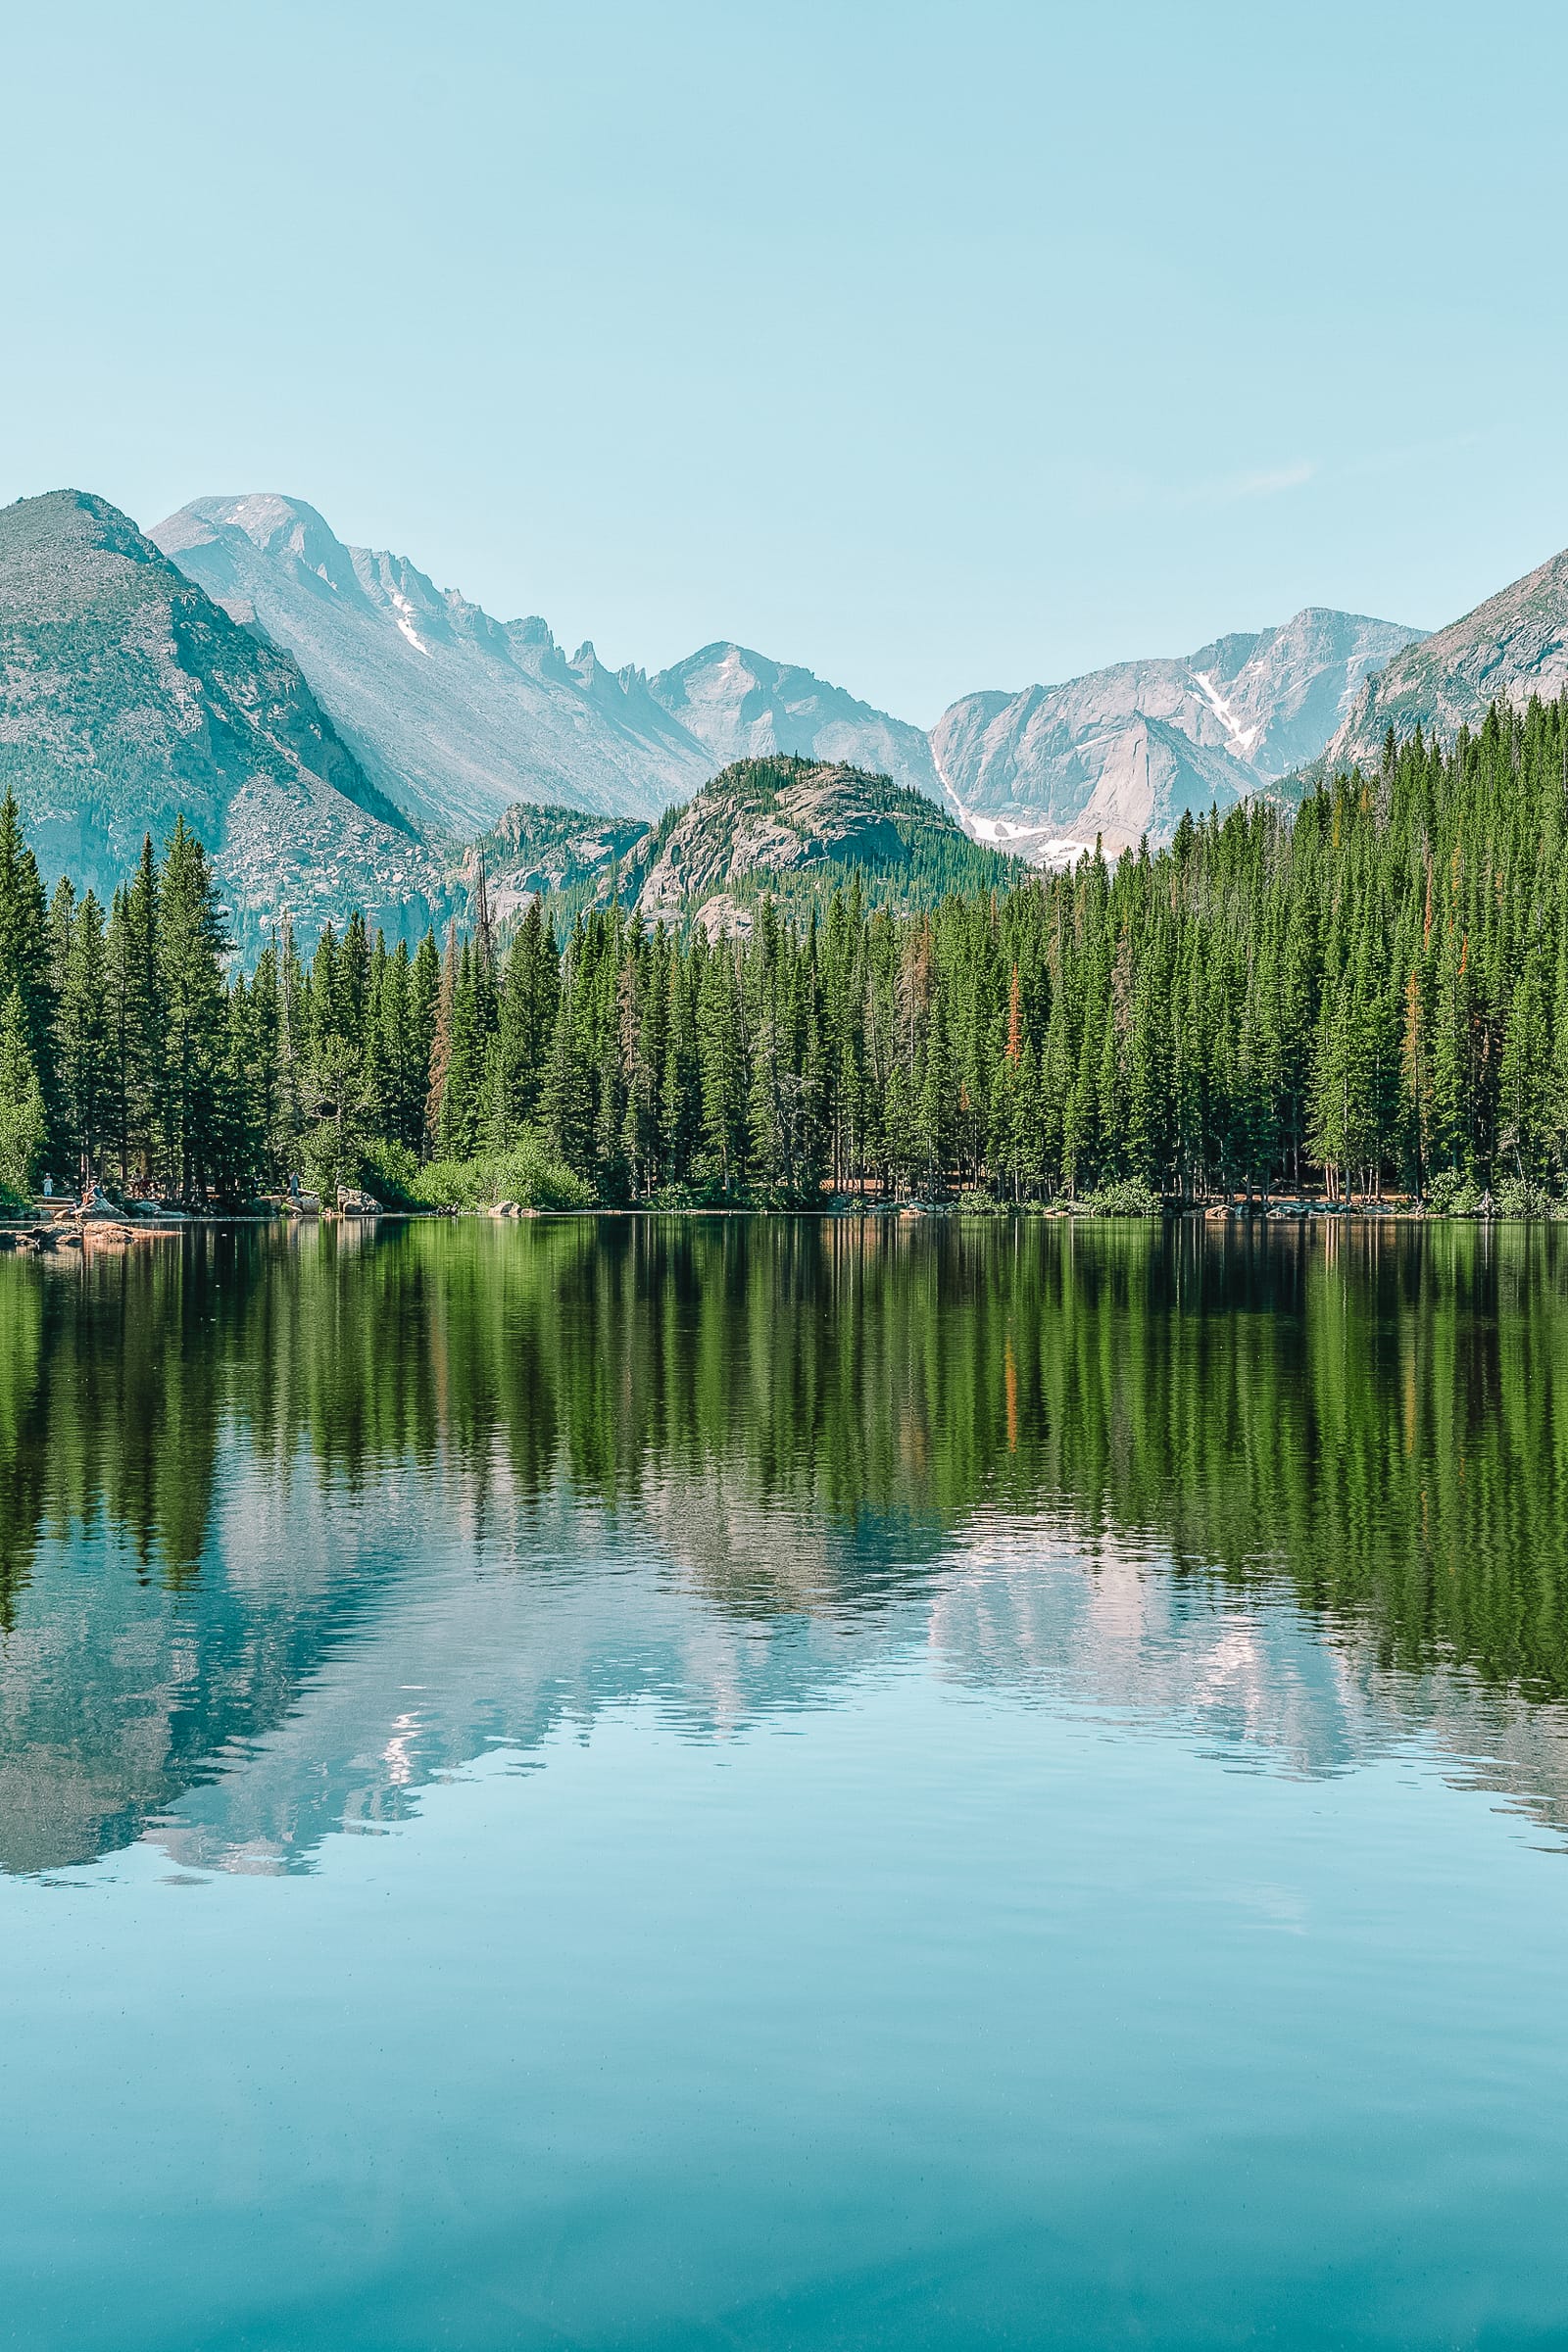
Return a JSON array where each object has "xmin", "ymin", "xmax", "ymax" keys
[
  {"xmin": 0, "ymin": 697, "xmax": 1564, "ymax": 1212},
  {"xmin": 475, "ymin": 760, "xmax": 1022, "ymax": 943}
]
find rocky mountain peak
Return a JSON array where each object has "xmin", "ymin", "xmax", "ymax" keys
[
  {"xmin": 166, "ymin": 493, "xmax": 366, "ymax": 603},
  {"xmin": 931, "ymin": 606, "xmax": 1424, "ymax": 856},
  {"xmin": 153, "ymin": 495, "xmax": 718, "ymax": 832}
]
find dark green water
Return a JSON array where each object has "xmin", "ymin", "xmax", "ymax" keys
[{"xmin": 3, "ymin": 1217, "xmax": 1568, "ymax": 2346}]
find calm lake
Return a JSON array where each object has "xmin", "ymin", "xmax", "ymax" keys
[{"xmin": 3, "ymin": 1216, "xmax": 1568, "ymax": 2349}]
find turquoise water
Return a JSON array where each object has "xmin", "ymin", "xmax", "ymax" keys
[{"xmin": 3, "ymin": 1218, "xmax": 1568, "ymax": 2347}]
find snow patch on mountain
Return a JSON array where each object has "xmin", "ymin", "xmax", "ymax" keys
[
  {"xmin": 932, "ymin": 609, "xmax": 1425, "ymax": 859},
  {"xmin": 154, "ymin": 495, "xmax": 715, "ymax": 833},
  {"xmin": 389, "ymin": 590, "xmax": 431, "ymax": 657},
  {"xmin": 1191, "ymin": 668, "xmax": 1260, "ymax": 761}
]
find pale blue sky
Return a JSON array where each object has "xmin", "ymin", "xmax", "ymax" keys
[{"xmin": 4, "ymin": 0, "xmax": 1565, "ymax": 721}]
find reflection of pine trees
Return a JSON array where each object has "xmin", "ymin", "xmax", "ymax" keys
[
  {"xmin": 0, "ymin": 1272, "xmax": 45, "ymax": 1630},
  {"xmin": 6, "ymin": 1218, "xmax": 1568, "ymax": 1872}
]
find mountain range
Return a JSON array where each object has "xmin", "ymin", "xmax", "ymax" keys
[
  {"xmin": 152, "ymin": 498, "xmax": 950, "ymax": 828},
  {"xmin": 153, "ymin": 495, "xmax": 712, "ymax": 832},
  {"xmin": 4, "ymin": 481, "xmax": 1568, "ymax": 940},
  {"xmin": 931, "ymin": 609, "xmax": 1424, "ymax": 859},
  {"xmin": 152, "ymin": 492, "xmax": 1427, "ymax": 862}
]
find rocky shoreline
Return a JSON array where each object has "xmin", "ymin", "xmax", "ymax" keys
[{"xmin": 0, "ymin": 1198, "xmax": 1553, "ymax": 1248}]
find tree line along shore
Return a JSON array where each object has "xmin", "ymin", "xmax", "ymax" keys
[{"xmin": 0, "ymin": 695, "xmax": 1564, "ymax": 1219}]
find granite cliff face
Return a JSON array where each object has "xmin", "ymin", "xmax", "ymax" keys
[
  {"xmin": 931, "ymin": 609, "xmax": 1423, "ymax": 858},
  {"xmin": 0, "ymin": 490, "xmax": 445, "ymax": 944},
  {"xmin": 1323, "ymin": 546, "xmax": 1568, "ymax": 772}
]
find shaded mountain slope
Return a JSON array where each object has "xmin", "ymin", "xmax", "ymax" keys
[
  {"xmin": 1324, "ymin": 546, "xmax": 1568, "ymax": 771},
  {"xmin": 471, "ymin": 803, "xmax": 650, "ymax": 932},
  {"xmin": 0, "ymin": 489, "xmax": 445, "ymax": 944}
]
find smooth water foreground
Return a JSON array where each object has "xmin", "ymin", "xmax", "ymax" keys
[{"xmin": 3, "ymin": 1219, "xmax": 1568, "ymax": 2350}]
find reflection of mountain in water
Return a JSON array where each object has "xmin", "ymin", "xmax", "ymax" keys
[
  {"xmin": 3, "ymin": 1217, "xmax": 1568, "ymax": 1874},
  {"xmin": 137, "ymin": 1508, "xmax": 1568, "ymax": 1877},
  {"xmin": 928, "ymin": 1529, "xmax": 1568, "ymax": 1845}
]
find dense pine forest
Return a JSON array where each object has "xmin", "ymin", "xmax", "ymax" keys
[{"xmin": 2, "ymin": 694, "xmax": 1567, "ymax": 1212}]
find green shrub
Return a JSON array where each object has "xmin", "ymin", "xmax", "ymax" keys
[
  {"xmin": 359, "ymin": 1139, "xmax": 423, "ymax": 1206},
  {"xmin": 645, "ymin": 1181, "xmax": 703, "ymax": 1210},
  {"xmin": 1426, "ymin": 1168, "xmax": 1481, "ymax": 1216},
  {"xmin": 1071, "ymin": 1178, "xmax": 1162, "ymax": 1218},
  {"xmin": 405, "ymin": 1136, "xmax": 593, "ymax": 1212},
  {"xmin": 1494, "ymin": 1176, "xmax": 1563, "ymax": 1221}
]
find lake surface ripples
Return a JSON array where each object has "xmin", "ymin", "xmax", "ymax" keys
[{"xmin": 3, "ymin": 1216, "xmax": 1568, "ymax": 2348}]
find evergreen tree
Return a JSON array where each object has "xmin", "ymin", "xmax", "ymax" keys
[
  {"xmin": 104, "ymin": 838, "xmax": 163, "ymax": 1187},
  {"xmin": 0, "ymin": 988, "xmax": 45, "ymax": 1200},
  {"xmin": 0, "ymin": 791, "xmax": 55, "ymax": 1083},
  {"xmin": 697, "ymin": 938, "xmax": 747, "ymax": 1197},
  {"xmin": 158, "ymin": 818, "xmax": 233, "ymax": 1198},
  {"xmin": 438, "ymin": 942, "xmax": 484, "ymax": 1158},
  {"xmin": 56, "ymin": 893, "xmax": 109, "ymax": 1178}
]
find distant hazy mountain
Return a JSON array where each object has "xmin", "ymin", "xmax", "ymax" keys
[
  {"xmin": 647, "ymin": 643, "xmax": 943, "ymax": 801},
  {"xmin": 1324, "ymin": 546, "xmax": 1568, "ymax": 772},
  {"xmin": 0, "ymin": 490, "xmax": 446, "ymax": 944},
  {"xmin": 153, "ymin": 494, "xmax": 714, "ymax": 833},
  {"xmin": 931, "ymin": 609, "xmax": 1423, "ymax": 858},
  {"xmin": 12, "ymin": 481, "xmax": 1437, "ymax": 929}
]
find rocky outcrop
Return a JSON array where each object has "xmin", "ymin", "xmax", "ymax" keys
[
  {"xmin": 623, "ymin": 758, "xmax": 1017, "ymax": 929},
  {"xmin": 473, "ymin": 803, "xmax": 649, "ymax": 926}
]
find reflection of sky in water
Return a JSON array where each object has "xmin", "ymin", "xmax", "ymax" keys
[{"xmin": 7, "ymin": 1568, "xmax": 1568, "ymax": 2352}]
